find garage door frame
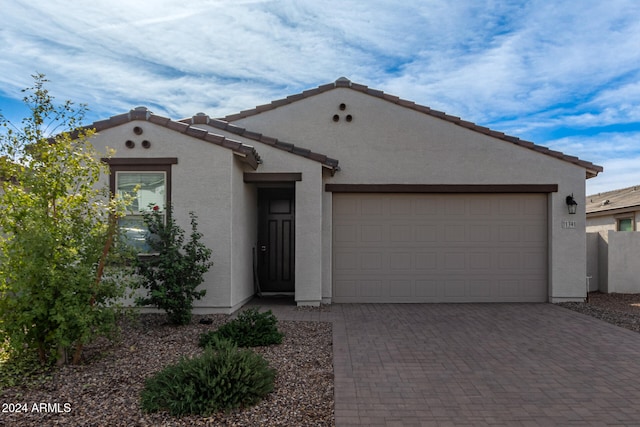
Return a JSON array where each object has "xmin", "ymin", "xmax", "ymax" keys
[{"xmin": 328, "ymin": 184, "xmax": 557, "ymax": 303}]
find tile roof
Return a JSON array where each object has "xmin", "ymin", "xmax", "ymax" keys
[
  {"xmin": 88, "ymin": 107, "xmax": 261, "ymax": 169},
  {"xmin": 179, "ymin": 113, "xmax": 340, "ymax": 174},
  {"xmin": 586, "ymin": 185, "xmax": 640, "ymax": 214},
  {"xmin": 222, "ymin": 77, "xmax": 603, "ymax": 179}
]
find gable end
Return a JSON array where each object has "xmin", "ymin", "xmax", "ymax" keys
[
  {"xmin": 89, "ymin": 107, "xmax": 261, "ymax": 169},
  {"xmin": 221, "ymin": 78, "xmax": 603, "ymax": 178}
]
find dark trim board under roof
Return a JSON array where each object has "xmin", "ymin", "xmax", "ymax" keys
[{"xmin": 325, "ymin": 184, "xmax": 559, "ymax": 193}]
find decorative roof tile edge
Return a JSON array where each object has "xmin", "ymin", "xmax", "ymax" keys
[
  {"xmin": 88, "ymin": 107, "xmax": 261, "ymax": 169},
  {"xmin": 178, "ymin": 114, "xmax": 340, "ymax": 174},
  {"xmin": 220, "ymin": 77, "xmax": 603, "ymax": 179}
]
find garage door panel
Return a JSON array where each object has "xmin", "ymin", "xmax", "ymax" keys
[
  {"xmin": 415, "ymin": 252, "xmax": 438, "ymax": 269},
  {"xmin": 415, "ymin": 225, "xmax": 438, "ymax": 242},
  {"xmin": 469, "ymin": 252, "xmax": 492, "ymax": 270},
  {"xmin": 361, "ymin": 198, "xmax": 384, "ymax": 215},
  {"xmin": 390, "ymin": 279, "xmax": 412, "ymax": 297},
  {"xmin": 333, "ymin": 193, "xmax": 547, "ymax": 303},
  {"xmin": 445, "ymin": 225, "xmax": 466, "ymax": 242},
  {"xmin": 334, "ymin": 280, "xmax": 357, "ymax": 298},
  {"xmin": 390, "ymin": 252, "xmax": 412, "ymax": 270},
  {"xmin": 333, "ymin": 224, "xmax": 357, "ymax": 243},
  {"xmin": 415, "ymin": 280, "xmax": 438, "ymax": 297},
  {"xmin": 390, "ymin": 225, "xmax": 412, "ymax": 242},
  {"xmin": 361, "ymin": 252, "xmax": 383, "ymax": 270},
  {"xmin": 443, "ymin": 252, "xmax": 466, "ymax": 270}
]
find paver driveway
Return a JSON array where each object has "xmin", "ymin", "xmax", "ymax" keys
[{"xmin": 252, "ymin": 300, "xmax": 640, "ymax": 426}]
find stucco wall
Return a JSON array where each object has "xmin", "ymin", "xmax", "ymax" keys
[
  {"xmin": 587, "ymin": 216, "xmax": 617, "ymax": 234},
  {"xmin": 230, "ymin": 157, "xmax": 257, "ymax": 310},
  {"xmin": 90, "ymin": 121, "xmax": 238, "ymax": 312},
  {"xmin": 586, "ymin": 232, "xmax": 600, "ymax": 292},
  {"xmin": 197, "ymin": 123, "xmax": 326, "ymax": 306},
  {"xmin": 587, "ymin": 211, "xmax": 640, "ymax": 233},
  {"xmin": 607, "ymin": 231, "xmax": 640, "ymax": 293},
  {"xmin": 233, "ymin": 87, "xmax": 592, "ymax": 302}
]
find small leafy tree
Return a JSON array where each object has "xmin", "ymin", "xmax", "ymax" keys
[
  {"xmin": 135, "ymin": 205, "xmax": 213, "ymax": 325},
  {"xmin": 0, "ymin": 74, "xmax": 130, "ymax": 365}
]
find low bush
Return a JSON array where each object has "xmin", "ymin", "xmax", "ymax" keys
[
  {"xmin": 140, "ymin": 337, "xmax": 275, "ymax": 416},
  {"xmin": 135, "ymin": 206, "xmax": 213, "ymax": 326},
  {"xmin": 199, "ymin": 308, "xmax": 283, "ymax": 348},
  {"xmin": 0, "ymin": 343, "xmax": 53, "ymax": 391}
]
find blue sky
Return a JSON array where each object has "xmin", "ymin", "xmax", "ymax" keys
[{"xmin": 1, "ymin": 0, "xmax": 639, "ymax": 195}]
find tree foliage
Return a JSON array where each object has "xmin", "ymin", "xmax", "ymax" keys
[
  {"xmin": 0, "ymin": 74, "xmax": 130, "ymax": 365},
  {"xmin": 135, "ymin": 205, "xmax": 213, "ymax": 325}
]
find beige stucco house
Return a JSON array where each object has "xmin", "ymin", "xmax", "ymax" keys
[
  {"xmin": 586, "ymin": 185, "xmax": 640, "ymax": 233},
  {"xmin": 586, "ymin": 185, "xmax": 640, "ymax": 293},
  {"xmin": 88, "ymin": 78, "xmax": 602, "ymax": 313}
]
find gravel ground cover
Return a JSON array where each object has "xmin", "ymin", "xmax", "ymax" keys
[
  {"xmin": 559, "ymin": 291, "xmax": 640, "ymax": 333},
  {"xmin": 3, "ymin": 293, "xmax": 640, "ymax": 427},
  {"xmin": 0, "ymin": 313, "xmax": 334, "ymax": 427}
]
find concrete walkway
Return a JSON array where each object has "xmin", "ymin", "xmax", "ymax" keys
[{"xmin": 246, "ymin": 298, "xmax": 640, "ymax": 426}]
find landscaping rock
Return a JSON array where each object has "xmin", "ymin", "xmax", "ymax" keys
[{"xmin": 1, "ymin": 314, "xmax": 334, "ymax": 426}]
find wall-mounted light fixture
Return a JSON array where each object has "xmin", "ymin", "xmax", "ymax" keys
[{"xmin": 566, "ymin": 194, "xmax": 578, "ymax": 214}]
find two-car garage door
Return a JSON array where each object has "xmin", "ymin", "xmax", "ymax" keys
[{"xmin": 332, "ymin": 193, "xmax": 548, "ymax": 303}]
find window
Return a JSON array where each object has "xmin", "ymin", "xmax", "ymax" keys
[
  {"xmin": 117, "ymin": 171, "xmax": 166, "ymax": 250},
  {"xmin": 103, "ymin": 158, "xmax": 177, "ymax": 251},
  {"xmin": 617, "ymin": 217, "xmax": 634, "ymax": 232}
]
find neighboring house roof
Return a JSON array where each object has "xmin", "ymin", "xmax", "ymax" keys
[
  {"xmin": 586, "ymin": 185, "xmax": 640, "ymax": 215},
  {"xmin": 222, "ymin": 77, "xmax": 603, "ymax": 179},
  {"xmin": 89, "ymin": 107, "xmax": 261, "ymax": 169},
  {"xmin": 179, "ymin": 113, "xmax": 340, "ymax": 174}
]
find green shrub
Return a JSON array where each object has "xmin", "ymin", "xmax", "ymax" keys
[
  {"xmin": 0, "ymin": 344, "xmax": 53, "ymax": 391},
  {"xmin": 0, "ymin": 74, "xmax": 131, "ymax": 365},
  {"xmin": 135, "ymin": 205, "xmax": 213, "ymax": 326},
  {"xmin": 199, "ymin": 308, "xmax": 283, "ymax": 348},
  {"xmin": 140, "ymin": 337, "xmax": 275, "ymax": 416}
]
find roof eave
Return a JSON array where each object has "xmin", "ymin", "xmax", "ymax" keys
[{"xmin": 221, "ymin": 78, "xmax": 603, "ymax": 178}]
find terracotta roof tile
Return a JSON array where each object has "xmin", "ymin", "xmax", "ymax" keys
[
  {"xmin": 87, "ymin": 107, "xmax": 260, "ymax": 169},
  {"xmin": 129, "ymin": 107, "xmax": 150, "ymax": 121},
  {"xmin": 220, "ymin": 78, "xmax": 603, "ymax": 178},
  {"xmin": 149, "ymin": 114, "xmax": 171, "ymax": 126},
  {"xmin": 166, "ymin": 120, "xmax": 189, "ymax": 133},
  {"xmin": 185, "ymin": 127, "xmax": 207, "ymax": 138},
  {"xmin": 242, "ymin": 129, "xmax": 262, "ymax": 140},
  {"xmin": 178, "ymin": 114, "xmax": 340, "ymax": 173},
  {"xmin": 204, "ymin": 133, "xmax": 225, "ymax": 144},
  {"xmin": 259, "ymin": 135, "xmax": 278, "ymax": 145},
  {"xmin": 276, "ymin": 141, "xmax": 294, "ymax": 151},
  {"xmin": 191, "ymin": 113, "xmax": 209, "ymax": 125},
  {"xmin": 105, "ymin": 113, "xmax": 129, "ymax": 127},
  {"xmin": 382, "ymin": 94, "xmax": 400, "ymax": 103}
]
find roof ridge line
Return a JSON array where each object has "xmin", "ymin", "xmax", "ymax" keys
[
  {"xmin": 179, "ymin": 113, "xmax": 340, "ymax": 173},
  {"xmin": 90, "ymin": 107, "xmax": 261, "ymax": 169},
  {"xmin": 220, "ymin": 78, "xmax": 603, "ymax": 178}
]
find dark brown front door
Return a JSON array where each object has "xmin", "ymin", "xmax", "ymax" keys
[{"xmin": 258, "ymin": 188, "xmax": 295, "ymax": 292}]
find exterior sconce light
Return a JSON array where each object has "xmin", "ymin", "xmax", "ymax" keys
[{"xmin": 566, "ymin": 194, "xmax": 578, "ymax": 215}]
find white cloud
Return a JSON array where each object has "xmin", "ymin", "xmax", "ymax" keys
[
  {"xmin": 2, "ymin": 0, "xmax": 640, "ymax": 192},
  {"xmin": 546, "ymin": 132, "xmax": 640, "ymax": 194}
]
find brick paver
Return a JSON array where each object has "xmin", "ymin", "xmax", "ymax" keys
[{"xmin": 247, "ymin": 299, "xmax": 640, "ymax": 426}]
